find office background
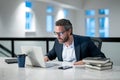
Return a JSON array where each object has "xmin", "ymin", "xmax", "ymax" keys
[{"xmin": 0, "ymin": 0, "xmax": 120, "ymax": 65}]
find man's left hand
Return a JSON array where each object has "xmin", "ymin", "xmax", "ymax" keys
[{"xmin": 73, "ymin": 60, "xmax": 85, "ymax": 65}]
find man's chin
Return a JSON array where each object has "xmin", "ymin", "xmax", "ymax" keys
[{"xmin": 58, "ymin": 40, "xmax": 64, "ymax": 44}]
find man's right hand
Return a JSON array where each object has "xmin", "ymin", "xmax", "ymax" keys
[{"xmin": 44, "ymin": 56, "xmax": 50, "ymax": 62}]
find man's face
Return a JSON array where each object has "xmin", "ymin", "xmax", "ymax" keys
[{"xmin": 54, "ymin": 26, "xmax": 70, "ymax": 44}]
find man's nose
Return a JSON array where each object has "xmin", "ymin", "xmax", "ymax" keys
[
  {"xmin": 56, "ymin": 35, "xmax": 60, "ymax": 38},
  {"xmin": 56, "ymin": 34, "xmax": 61, "ymax": 38}
]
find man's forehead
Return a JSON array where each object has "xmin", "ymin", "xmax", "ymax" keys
[{"xmin": 55, "ymin": 26, "xmax": 65, "ymax": 30}]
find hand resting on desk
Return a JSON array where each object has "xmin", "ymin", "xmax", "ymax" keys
[
  {"xmin": 74, "ymin": 60, "xmax": 85, "ymax": 65},
  {"xmin": 44, "ymin": 56, "xmax": 50, "ymax": 62}
]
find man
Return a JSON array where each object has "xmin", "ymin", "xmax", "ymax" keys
[{"xmin": 44, "ymin": 19, "xmax": 106, "ymax": 65}]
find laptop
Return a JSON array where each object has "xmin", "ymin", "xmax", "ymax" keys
[{"xmin": 21, "ymin": 46, "xmax": 58, "ymax": 68}]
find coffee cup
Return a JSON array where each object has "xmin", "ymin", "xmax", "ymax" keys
[{"xmin": 17, "ymin": 54, "xmax": 26, "ymax": 68}]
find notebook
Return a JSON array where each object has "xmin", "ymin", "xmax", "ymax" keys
[
  {"xmin": 21, "ymin": 46, "xmax": 58, "ymax": 68},
  {"xmin": 5, "ymin": 58, "xmax": 18, "ymax": 64},
  {"xmin": 82, "ymin": 57, "xmax": 110, "ymax": 64}
]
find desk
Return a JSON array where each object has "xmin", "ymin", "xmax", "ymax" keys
[{"xmin": 0, "ymin": 57, "xmax": 120, "ymax": 80}]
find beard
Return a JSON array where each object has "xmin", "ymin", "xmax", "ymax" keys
[{"xmin": 58, "ymin": 35, "xmax": 69, "ymax": 44}]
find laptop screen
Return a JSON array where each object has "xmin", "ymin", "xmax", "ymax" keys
[{"xmin": 21, "ymin": 46, "xmax": 46, "ymax": 67}]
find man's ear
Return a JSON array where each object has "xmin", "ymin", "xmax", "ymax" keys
[{"xmin": 68, "ymin": 29, "xmax": 72, "ymax": 35}]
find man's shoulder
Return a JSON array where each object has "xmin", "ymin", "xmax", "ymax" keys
[{"xmin": 73, "ymin": 34, "xmax": 90, "ymax": 40}]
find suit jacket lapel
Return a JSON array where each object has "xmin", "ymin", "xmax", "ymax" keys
[
  {"xmin": 58, "ymin": 43, "xmax": 63, "ymax": 61},
  {"xmin": 74, "ymin": 35, "xmax": 81, "ymax": 61}
]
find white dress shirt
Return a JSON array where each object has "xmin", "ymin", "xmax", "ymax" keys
[{"xmin": 62, "ymin": 41, "xmax": 76, "ymax": 62}]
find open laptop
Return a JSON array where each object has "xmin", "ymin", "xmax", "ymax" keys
[{"xmin": 21, "ymin": 46, "xmax": 58, "ymax": 68}]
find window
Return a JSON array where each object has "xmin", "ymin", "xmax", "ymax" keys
[
  {"xmin": 46, "ymin": 15, "xmax": 54, "ymax": 32},
  {"xmin": 85, "ymin": 10, "xmax": 95, "ymax": 36},
  {"xmin": 25, "ymin": 0, "xmax": 32, "ymax": 8},
  {"xmin": 46, "ymin": 6, "xmax": 53, "ymax": 13},
  {"xmin": 98, "ymin": 9, "xmax": 109, "ymax": 37},
  {"xmin": 99, "ymin": 17, "xmax": 109, "ymax": 37},
  {"xmin": 85, "ymin": 9, "xmax": 109, "ymax": 37},
  {"xmin": 46, "ymin": 7, "xmax": 69, "ymax": 32},
  {"xmin": 85, "ymin": 10, "xmax": 95, "ymax": 16},
  {"xmin": 99, "ymin": 9, "xmax": 109, "ymax": 15},
  {"xmin": 46, "ymin": 6, "xmax": 54, "ymax": 32},
  {"xmin": 25, "ymin": 12, "xmax": 32, "ymax": 30},
  {"xmin": 25, "ymin": 0, "xmax": 35, "ymax": 32},
  {"xmin": 63, "ymin": 9, "xmax": 69, "ymax": 18},
  {"xmin": 86, "ymin": 18, "xmax": 95, "ymax": 37}
]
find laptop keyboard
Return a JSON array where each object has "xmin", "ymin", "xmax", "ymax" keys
[{"xmin": 45, "ymin": 63, "xmax": 59, "ymax": 68}]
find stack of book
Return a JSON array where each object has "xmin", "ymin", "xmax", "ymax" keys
[{"xmin": 82, "ymin": 57, "xmax": 113, "ymax": 71}]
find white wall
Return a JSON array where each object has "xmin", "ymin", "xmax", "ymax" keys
[
  {"xmin": 101, "ymin": 42, "xmax": 120, "ymax": 66},
  {"xmin": 0, "ymin": 0, "xmax": 120, "ymax": 37},
  {"xmin": 31, "ymin": 1, "xmax": 77, "ymax": 37},
  {"xmin": 75, "ymin": 0, "xmax": 120, "ymax": 37},
  {"xmin": 0, "ymin": 0, "xmax": 77, "ymax": 37},
  {"xmin": 0, "ymin": 0, "xmax": 25, "ymax": 37}
]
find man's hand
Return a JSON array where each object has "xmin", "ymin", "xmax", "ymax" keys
[
  {"xmin": 44, "ymin": 56, "xmax": 50, "ymax": 62},
  {"xmin": 73, "ymin": 60, "xmax": 85, "ymax": 65}
]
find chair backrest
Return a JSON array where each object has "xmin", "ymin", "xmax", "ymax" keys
[{"xmin": 91, "ymin": 38, "xmax": 102, "ymax": 50}]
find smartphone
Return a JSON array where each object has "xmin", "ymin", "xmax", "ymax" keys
[{"xmin": 58, "ymin": 66, "xmax": 73, "ymax": 70}]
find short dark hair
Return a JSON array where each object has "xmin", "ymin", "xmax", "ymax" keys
[{"xmin": 55, "ymin": 19, "xmax": 73, "ymax": 35}]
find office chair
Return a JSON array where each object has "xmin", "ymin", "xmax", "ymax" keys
[{"xmin": 91, "ymin": 38, "xmax": 102, "ymax": 50}]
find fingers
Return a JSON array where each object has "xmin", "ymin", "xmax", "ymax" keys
[
  {"xmin": 74, "ymin": 60, "xmax": 85, "ymax": 65},
  {"xmin": 44, "ymin": 56, "xmax": 49, "ymax": 62}
]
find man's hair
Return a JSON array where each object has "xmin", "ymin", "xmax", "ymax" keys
[{"xmin": 55, "ymin": 19, "xmax": 73, "ymax": 35}]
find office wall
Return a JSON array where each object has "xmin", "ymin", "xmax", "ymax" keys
[
  {"xmin": 0, "ymin": 0, "xmax": 120, "ymax": 37},
  {"xmin": 0, "ymin": 0, "xmax": 25, "ymax": 37},
  {"xmin": 0, "ymin": 0, "xmax": 77, "ymax": 37},
  {"xmin": 31, "ymin": 1, "xmax": 77, "ymax": 37},
  {"xmin": 75, "ymin": 0, "xmax": 120, "ymax": 37},
  {"xmin": 102, "ymin": 42, "xmax": 120, "ymax": 66}
]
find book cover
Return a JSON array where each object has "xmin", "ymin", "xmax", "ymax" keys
[
  {"xmin": 82, "ymin": 57, "xmax": 110, "ymax": 64},
  {"xmin": 85, "ymin": 64, "xmax": 112, "ymax": 71},
  {"xmin": 87, "ymin": 61, "xmax": 113, "ymax": 67}
]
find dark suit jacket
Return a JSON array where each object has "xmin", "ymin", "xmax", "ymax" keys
[{"xmin": 46, "ymin": 35, "xmax": 106, "ymax": 61}]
